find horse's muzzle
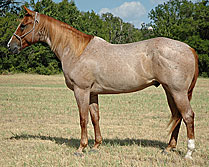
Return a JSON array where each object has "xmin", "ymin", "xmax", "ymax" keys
[{"xmin": 7, "ymin": 42, "xmax": 20, "ymax": 54}]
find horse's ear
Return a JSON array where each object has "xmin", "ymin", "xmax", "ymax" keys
[{"xmin": 24, "ymin": 6, "xmax": 34, "ymax": 16}]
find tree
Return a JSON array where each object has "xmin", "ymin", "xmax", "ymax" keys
[
  {"xmin": 101, "ymin": 13, "xmax": 143, "ymax": 44},
  {"xmin": 0, "ymin": 0, "xmax": 21, "ymax": 16},
  {"xmin": 0, "ymin": 9, "xmax": 19, "ymax": 73}
]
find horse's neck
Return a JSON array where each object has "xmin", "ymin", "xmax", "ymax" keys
[{"xmin": 41, "ymin": 15, "xmax": 93, "ymax": 61}]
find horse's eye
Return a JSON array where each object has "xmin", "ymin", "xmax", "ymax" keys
[{"xmin": 20, "ymin": 24, "xmax": 26, "ymax": 31}]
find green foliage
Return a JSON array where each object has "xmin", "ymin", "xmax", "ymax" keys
[
  {"xmin": 0, "ymin": 12, "xmax": 19, "ymax": 74},
  {"xmin": 1, "ymin": 0, "xmax": 208, "ymax": 76},
  {"xmin": 142, "ymin": 0, "xmax": 209, "ymax": 77},
  {"xmin": 0, "ymin": 0, "xmax": 21, "ymax": 16},
  {"xmin": 101, "ymin": 13, "xmax": 143, "ymax": 44},
  {"xmin": 0, "ymin": 0, "xmax": 142, "ymax": 75}
]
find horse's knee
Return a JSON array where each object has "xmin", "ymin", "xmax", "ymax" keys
[{"xmin": 80, "ymin": 118, "xmax": 88, "ymax": 127}]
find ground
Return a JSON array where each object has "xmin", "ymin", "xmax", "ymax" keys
[{"xmin": 0, "ymin": 74, "xmax": 208, "ymax": 166}]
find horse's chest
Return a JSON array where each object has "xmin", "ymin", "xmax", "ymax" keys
[
  {"xmin": 64, "ymin": 75, "xmax": 74, "ymax": 90},
  {"xmin": 63, "ymin": 62, "xmax": 94, "ymax": 91}
]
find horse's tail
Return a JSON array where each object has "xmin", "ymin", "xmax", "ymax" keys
[
  {"xmin": 168, "ymin": 48, "xmax": 199, "ymax": 135},
  {"xmin": 188, "ymin": 48, "xmax": 199, "ymax": 101}
]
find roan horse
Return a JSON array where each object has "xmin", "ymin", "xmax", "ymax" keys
[{"xmin": 7, "ymin": 7, "xmax": 198, "ymax": 159}]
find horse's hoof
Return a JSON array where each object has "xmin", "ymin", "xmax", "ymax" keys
[
  {"xmin": 185, "ymin": 154, "xmax": 193, "ymax": 160},
  {"xmin": 161, "ymin": 149, "xmax": 169, "ymax": 155},
  {"xmin": 162, "ymin": 147, "xmax": 176, "ymax": 155},
  {"xmin": 89, "ymin": 148, "xmax": 99, "ymax": 154},
  {"xmin": 74, "ymin": 152, "xmax": 84, "ymax": 157}
]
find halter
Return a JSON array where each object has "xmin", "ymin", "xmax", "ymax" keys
[{"xmin": 7, "ymin": 12, "xmax": 39, "ymax": 49}]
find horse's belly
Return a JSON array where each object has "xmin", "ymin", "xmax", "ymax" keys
[{"xmin": 91, "ymin": 76, "xmax": 154, "ymax": 94}]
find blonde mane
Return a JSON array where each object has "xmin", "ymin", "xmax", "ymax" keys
[{"xmin": 38, "ymin": 14, "xmax": 93, "ymax": 56}]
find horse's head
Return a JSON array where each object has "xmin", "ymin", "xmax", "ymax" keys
[{"xmin": 7, "ymin": 6, "xmax": 40, "ymax": 54}]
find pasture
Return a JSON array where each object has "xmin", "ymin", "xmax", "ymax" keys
[{"xmin": 0, "ymin": 74, "xmax": 208, "ymax": 166}]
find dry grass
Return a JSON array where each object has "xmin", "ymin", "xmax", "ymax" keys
[{"xmin": 0, "ymin": 74, "xmax": 208, "ymax": 166}]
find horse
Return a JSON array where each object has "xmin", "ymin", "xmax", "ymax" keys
[{"xmin": 7, "ymin": 7, "xmax": 198, "ymax": 159}]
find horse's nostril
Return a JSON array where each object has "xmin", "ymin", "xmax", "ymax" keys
[
  {"xmin": 13, "ymin": 47, "xmax": 19, "ymax": 54},
  {"xmin": 8, "ymin": 43, "xmax": 19, "ymax": 54}
]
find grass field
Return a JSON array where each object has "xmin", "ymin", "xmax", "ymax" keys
[{"xmin": 0, "ymin": 74, "xmax": 208, "ymax": 166}]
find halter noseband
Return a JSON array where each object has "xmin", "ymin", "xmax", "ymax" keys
[{"xmin": 7, "ymin": 12, "xmax": 39, "ymax": 49}]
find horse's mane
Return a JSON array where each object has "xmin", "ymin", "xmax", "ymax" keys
[{"xmin": 39, "ymin": 14, "xmax": 94, "ymax": 56}]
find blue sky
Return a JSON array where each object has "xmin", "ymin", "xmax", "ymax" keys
[{"xmin": 52, "ymin": 0, "xmax": 169, "ymax": 28}]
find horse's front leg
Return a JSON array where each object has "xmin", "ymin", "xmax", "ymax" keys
[
  {"xmin": 74, "ymin": 86, "xmax": 90, "ymax": 155},
  {"xmin": 89, "ymin": 94, "xmax": 102, "ymax": 151}
]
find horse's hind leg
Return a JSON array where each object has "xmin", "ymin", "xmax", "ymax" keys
[
  {"xmin": 171, "ymin": 91, "xmax": 195, "ymax": 159},
  {"xmin": 89, "ymin": 94, "xmax": 102, "ymax": 150},
  {"xmin": 163, "ymin": 86, "xmax": 182, "ymax": 152}
]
